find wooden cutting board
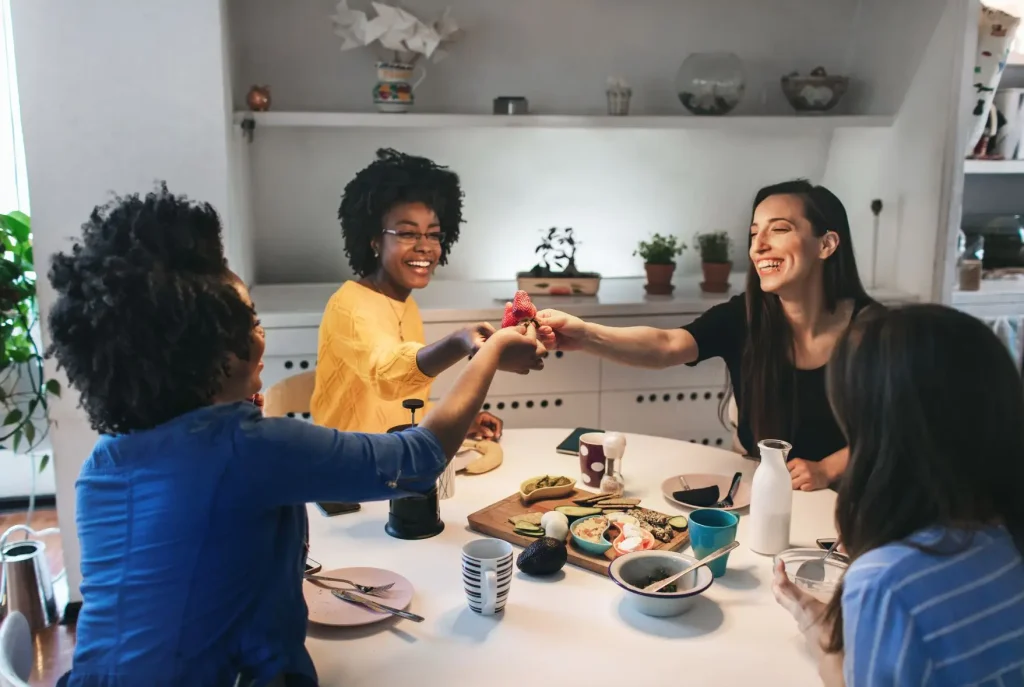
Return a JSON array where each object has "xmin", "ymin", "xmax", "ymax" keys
[{"xmin": 466, "ymin": 489, "xmax": 691, "ymax": 575}]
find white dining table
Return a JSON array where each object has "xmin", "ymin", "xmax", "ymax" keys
[{"xmin": 304, "ymin": 428, "xmax": 838, "ymax": 687}]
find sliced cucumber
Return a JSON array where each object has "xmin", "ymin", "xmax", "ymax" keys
[
  {"xmin": 513, "ymin": 527, "xmax": 544, "ymax": 537},
  {"xmin": 554, "ymin": 505, "xmax": 603, "ymax": 521},
  {"xmin": 668, "ymin": 515, "xmax": 688, "ymax": 531}
]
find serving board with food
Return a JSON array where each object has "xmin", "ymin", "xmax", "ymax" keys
[{"xmin": 466, "ymin": 475, "xmax": 691, "ymax": 575}]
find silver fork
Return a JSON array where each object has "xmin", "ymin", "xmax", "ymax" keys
[{"xmin": 305, "ymin": 574, "xmax": 395, "ymax": 596}]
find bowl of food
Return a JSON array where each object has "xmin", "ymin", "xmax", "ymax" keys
[
  {"xmin": 608, "ymin": 550, "xmax": 714, "ymax": 617},
  {"xmin": 569, "ymin": 514, "xmax": 612, "ymax": 555},
  {"xmin": 773, "ymin": 547, "xmax": 848, "ymax": 602},
  {"xmin": 519, "ymin": 475, "xmax": 575, "ymax": 505}
]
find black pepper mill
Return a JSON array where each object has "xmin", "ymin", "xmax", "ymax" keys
[{"xmin": 384, "ymin": 399, "xmax": 445, "ymax": 540}]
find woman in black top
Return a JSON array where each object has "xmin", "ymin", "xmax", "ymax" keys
[{"xmin": 536, "ymin": 180, "xmax": 878, "ymax": 491}]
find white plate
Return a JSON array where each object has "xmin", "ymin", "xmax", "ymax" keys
[
  {"xmin": 660, "ymin": 473, "xmax": 751, "ymax": 511},
  {"xmin": 304, "ymin": 567, "xmax": 414, "ymax": 627}
]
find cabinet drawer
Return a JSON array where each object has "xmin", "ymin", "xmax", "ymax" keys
[
  {"xmin": 263, "ymin": 327, "xmax": 319, "ymax": 355},
  {"xmin": 429, "ymin": 391, "xmax": 599, "ymax": 430},
  {"xmin": 599, "ymin": 388, "xmax": 732, "ymax": 447},
  {"xmin": 593, "ymin": 315, "xmax": 728, "ymax": 391}
]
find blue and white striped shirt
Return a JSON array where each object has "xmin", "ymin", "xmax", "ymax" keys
[{"xmin": 843, "ymin": 526, "xmax": 1024, "ymax": 687}]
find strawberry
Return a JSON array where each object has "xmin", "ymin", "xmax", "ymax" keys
[{"xmin": 502, "ymin": 290, "xmax": 538, "ymax": 328}]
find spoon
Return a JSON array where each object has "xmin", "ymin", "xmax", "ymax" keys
[
  {"xmin": 643, "ymin": 541, "xmax": 740, "ymax": 593},
  {"xmin": 795, "ymin": 539, "xmax": 840, "ymax": 583}
]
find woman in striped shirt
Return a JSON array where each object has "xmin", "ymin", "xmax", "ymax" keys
[{"xmin": 773, "ymin": 304, "xmax": 1024, "ymax": 686}]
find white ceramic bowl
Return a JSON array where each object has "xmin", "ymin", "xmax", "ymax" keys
[
  {"xmin": 608, "ymin": 550, "xmax": 714, "ymax": 617},
  {"xmin": 773, "ymin": 547, "xmax": 848, "ymax": 602}
]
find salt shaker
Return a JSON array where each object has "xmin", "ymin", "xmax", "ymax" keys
[{"xmin": 600, "ymin": 432, "xmax": 627, "ymax": 496}]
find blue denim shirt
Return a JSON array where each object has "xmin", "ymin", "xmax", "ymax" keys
[{"xmin": 65, "ymin": 402, "xmax": 446, "ymax": 687}]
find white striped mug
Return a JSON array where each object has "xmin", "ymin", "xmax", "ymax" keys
[{"xmin": 461, "ymin": 538, "xmax": 513, "ymax": 615}]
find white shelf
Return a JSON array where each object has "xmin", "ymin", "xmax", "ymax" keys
[
  {"xmin": 963, "ymin": 159, "xmax": 1024, "ymax": 174},
  {"xmin": 233, "ymin": 111, "xmax": 894, "ymax": 132}
]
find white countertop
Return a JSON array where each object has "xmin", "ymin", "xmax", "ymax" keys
[
  {"xmin": 304, "ymin": 428, "xmax": 836, "ymax": 687},
  {"xmin": 253, "ymin": 276, "xmax": 915, "ymax": 328}
]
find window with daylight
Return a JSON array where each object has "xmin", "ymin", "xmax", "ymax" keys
[{"xmin": 0, "ymin": 0, "xmax": 28, "ymax": 214}]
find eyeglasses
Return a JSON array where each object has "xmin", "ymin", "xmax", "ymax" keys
[{"xmin": 383, "ymin": 229, "xmax": 446, "ymax": 244}]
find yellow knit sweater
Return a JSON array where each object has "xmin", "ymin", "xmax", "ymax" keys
[{"xmin": 310, "ymin": 281, "xmax": 434, "ymax": 433}]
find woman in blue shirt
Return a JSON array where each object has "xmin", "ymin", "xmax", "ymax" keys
[
  {"xmin": 47, "ymin": 185, "xmax": 544, "ymax": 687},
  {"xmin": 773, "ymin": 305, "xmax": 1024, "ymax": 686}
]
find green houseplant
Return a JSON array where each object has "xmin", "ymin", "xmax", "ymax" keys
[
  {"xmin": 0, "ymin": 211, "xmax": 60, "ymax": 473},
  {"xmin": 634, "ymin": 233, "xmax": 685, "ymax": 295},
  {"xmin": 695, "ymin": 230, "xmax": 732, "ymax": 293}
]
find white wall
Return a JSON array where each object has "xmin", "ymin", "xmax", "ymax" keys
[{"xmin": 11, "ymin": 0, "xmax": 236, "ymax": 603}]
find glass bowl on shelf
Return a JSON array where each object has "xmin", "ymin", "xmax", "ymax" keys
[{"xmin": 675, "ymin": 51, "xmax": 746, "ymax": 116}]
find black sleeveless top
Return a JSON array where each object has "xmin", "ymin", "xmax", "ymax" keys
[{"xmin": 682, "ymin": 294, "xmax": 877, "ymax": 461}]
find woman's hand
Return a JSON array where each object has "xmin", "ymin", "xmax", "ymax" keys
[
  {"xmin": 456, "ymin": 322, "xmax": 496, "ymax": 356},
  {"xmin": 772, "ymin": 559, "xmax": 830, "ymax": 658},
  {"xmin": 535, "ymin": 309, "xmax": 589, "ymax": 351},
  {"xmin": 489, "ymin": 322, "xmax": 545, "ymax": 374},
  {"xmin": 787, "ymin": 458, "xmax": 831, "ymax": 491},
  {"xmin": 773, "ymin": 560, "xmax": 846, "ymax": 686},
  {"xmin": 467, "ymin": 411, "xmax": 503, "ymax": 440}
]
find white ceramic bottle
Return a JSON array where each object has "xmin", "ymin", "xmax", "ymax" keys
[{"xmin": 748, "ymin": 439, "xmax": 794, "ymax": 555}]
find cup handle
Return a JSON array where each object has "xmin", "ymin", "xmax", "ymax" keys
[
  {"xmin": 481, "ymin": 569, "xmax": 497, "ymax": 614},
  {"xmin": 412, "ymin": 64, "xmax": 427, "ymax": 90}
]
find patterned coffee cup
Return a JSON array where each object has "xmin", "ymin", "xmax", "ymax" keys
[
  {"xmin": 461, "ymin": 538, "xmax": 513, "ymax": 615},
  {"xmin": 578, "ymin": 432, "xmax": 607, "ymax": 489}
]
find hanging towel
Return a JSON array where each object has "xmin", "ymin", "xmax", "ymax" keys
[{"xmin": 984, "ymin": 315, "xmax": 1024, "ymax": 371}]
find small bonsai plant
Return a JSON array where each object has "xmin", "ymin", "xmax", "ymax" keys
[
  {"xmin": 634, "ymin": 233, "xmax": 686, "ymax": 295},
  {"xmin": 634, "ymin": 233, "xmax": 686, "ymax": 265},
  {"xmin": 695, "ymin": 230, "xmax": 733, "ymax": 293},
  {"xmin": 518, "ymin": 227, "xmax": 601, "ymax": 296}
]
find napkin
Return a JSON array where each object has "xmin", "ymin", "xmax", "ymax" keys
[{"xmin": 671, "ymin": 485, "xmax": 720, "ymax": 507}]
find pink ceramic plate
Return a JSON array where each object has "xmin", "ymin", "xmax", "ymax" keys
[
  {"xmin": 661, "ymin": 473, "xmax": 752, "ymax": 511},
  {"xmin": 304, "ymin": 566, "xmax": 415, "ymax": 627}
]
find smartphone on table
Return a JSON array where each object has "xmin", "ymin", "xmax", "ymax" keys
[
  {"xmin": 315, "ymin": 501, "xmax": 361, "ymax": 517},
  {"xmin": 555, "ymin": 427, "xmax": 604, "ymax": 455}
]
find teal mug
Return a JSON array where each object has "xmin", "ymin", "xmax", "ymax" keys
[{"xmin": 688, "ymin": 508, "xmax": 739, "ymax": 577}]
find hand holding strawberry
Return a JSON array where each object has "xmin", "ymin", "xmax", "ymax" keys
[{"xmin": 501, "ymin": 290, "xmax": 538, "ymax": 329}]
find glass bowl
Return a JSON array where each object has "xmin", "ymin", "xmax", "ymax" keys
[{"xmin": 774, "ymin": 547, "xmax": 848, "ymax": 602}]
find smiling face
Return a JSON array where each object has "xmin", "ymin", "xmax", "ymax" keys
[
  {"xmin": 371, "ymin": 201, "xmax": 443, "ymax": 293},
  {"xmin": 219, "ymin": 276, "xmax": 265, "ymax": 401},
  {"xmin": 748, "ymin": 193, "xmax": 839, "ymax": 296}
]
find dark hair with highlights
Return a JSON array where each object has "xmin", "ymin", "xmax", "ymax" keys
[
  {"xmin": 46, "ymin": 183, "xmax": 256, "ymax": 435},
  {"xmin": 822, "ymin": 304, "xmax": 1024, "ymax": 652},
  {"xmin": 739, "ymin": 179, "xmax": 872, "ymax": 444},
  {"xmin": 339, "ymin": 148, "xmax": 464, "ymax": 277}
]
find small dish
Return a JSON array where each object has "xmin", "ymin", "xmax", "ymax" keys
[
  {"xmin": 611, "ymin": 527, "xmax": 656, "ymax": 556},
  {"xmin": 774, "ymin": 547, "xmax": 848, "ymax": 602},
  {"xmin": 661, "ymin": 473, "xmax": 751, "ymax": 511},
  {"xmin": 569, "ymin": 514, "xmax": 612, "ymax": 555},
  {"xmin": 303, "ymin": 567, "xmax": 414, "ymax": 627},
  {"xmin": 519, "ymin": 475, "xmax": 576, "ymax": 505},
  {"xmin": 608, "ymin": 550, "xmax": 714, "ymax": 617}
]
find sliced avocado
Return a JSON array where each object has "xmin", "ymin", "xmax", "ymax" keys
[
  {"xmin": 668, "ymin": 515, "xmax": 688, "ymax": 531},
  {"xmin": 554, "ymin": 505, "xmax": 603, "ymax": 520},
  {"xmin": 516, "ymin": 537, "xmax": 568, "ymax": 576}
]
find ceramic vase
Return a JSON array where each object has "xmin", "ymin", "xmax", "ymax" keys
[
  {"xmin": 748, "ymin": 439, "xmax": 793, "ymax": 556},
  {"xmin": 373, "ymin": 61, "xmax": 427, "ymax": 113},
  {"xmin": 994, "ymin": 88, "xmax": 1024, "ymax": 159},
  {"xmin": 966, "ymin": 6, "xmax": 1020, "ymax": 155}
]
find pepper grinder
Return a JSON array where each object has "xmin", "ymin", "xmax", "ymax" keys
[
  {"xmin": 384, "ymin": 399, "xmax": 445, "ymax": 540},
  {"xmin": 600, "ymin": 432, "xmax": 627, "ymax": 496}
]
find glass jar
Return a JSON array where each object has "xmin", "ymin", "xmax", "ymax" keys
[{"xmin": 676, "ymin": 52, "xmax": 745, "ymax": 116}]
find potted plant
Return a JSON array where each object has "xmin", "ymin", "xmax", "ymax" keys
[
  {"xmin": 695, "ymin": 231, "xmax": 732, "ymax": 293},
  {"xmin": 517, "ymin": 227, "xmax": 602, "ymax": 296},
  {"xmin": 0, "ymin": 211, "xmax": 61, "ymax": 482},
  {"xmin": 634, "ymin": 233, "xmax": 685, "ymax": 295}
]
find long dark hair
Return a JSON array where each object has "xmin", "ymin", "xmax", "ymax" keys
[
  {"xmin": 822, "ymin": 304, "xmax": 1024, "ymax": 652},
  {"xmin": 740, "ymin": 180, "xmax": 870, "ymax": 444}
]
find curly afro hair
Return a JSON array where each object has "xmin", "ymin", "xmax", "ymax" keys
[
  {"xmin": 340, "ymin": 148, "xmax": 464, "ymax": 277},
  {"xmin": 46, "ymin": 183, "xmax": 256, "ymax": 435}
]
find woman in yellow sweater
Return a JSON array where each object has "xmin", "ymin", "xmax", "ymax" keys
[{"xmin": 311, "ymin": 149, "xmax": 541, "ymax": 436}]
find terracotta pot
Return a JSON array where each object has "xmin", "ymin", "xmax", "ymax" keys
[
  {"xmin": 701, "ymin": 261, "xmax": 732, "ymax": 293},
  {"xmin": 644, "ymin": 263, "xmax": 676, "ymax": 295}
]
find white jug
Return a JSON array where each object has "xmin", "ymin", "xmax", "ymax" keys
[{"xmin": 748, "ymin": 439, "xmax": 793, "ymax": 555}]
